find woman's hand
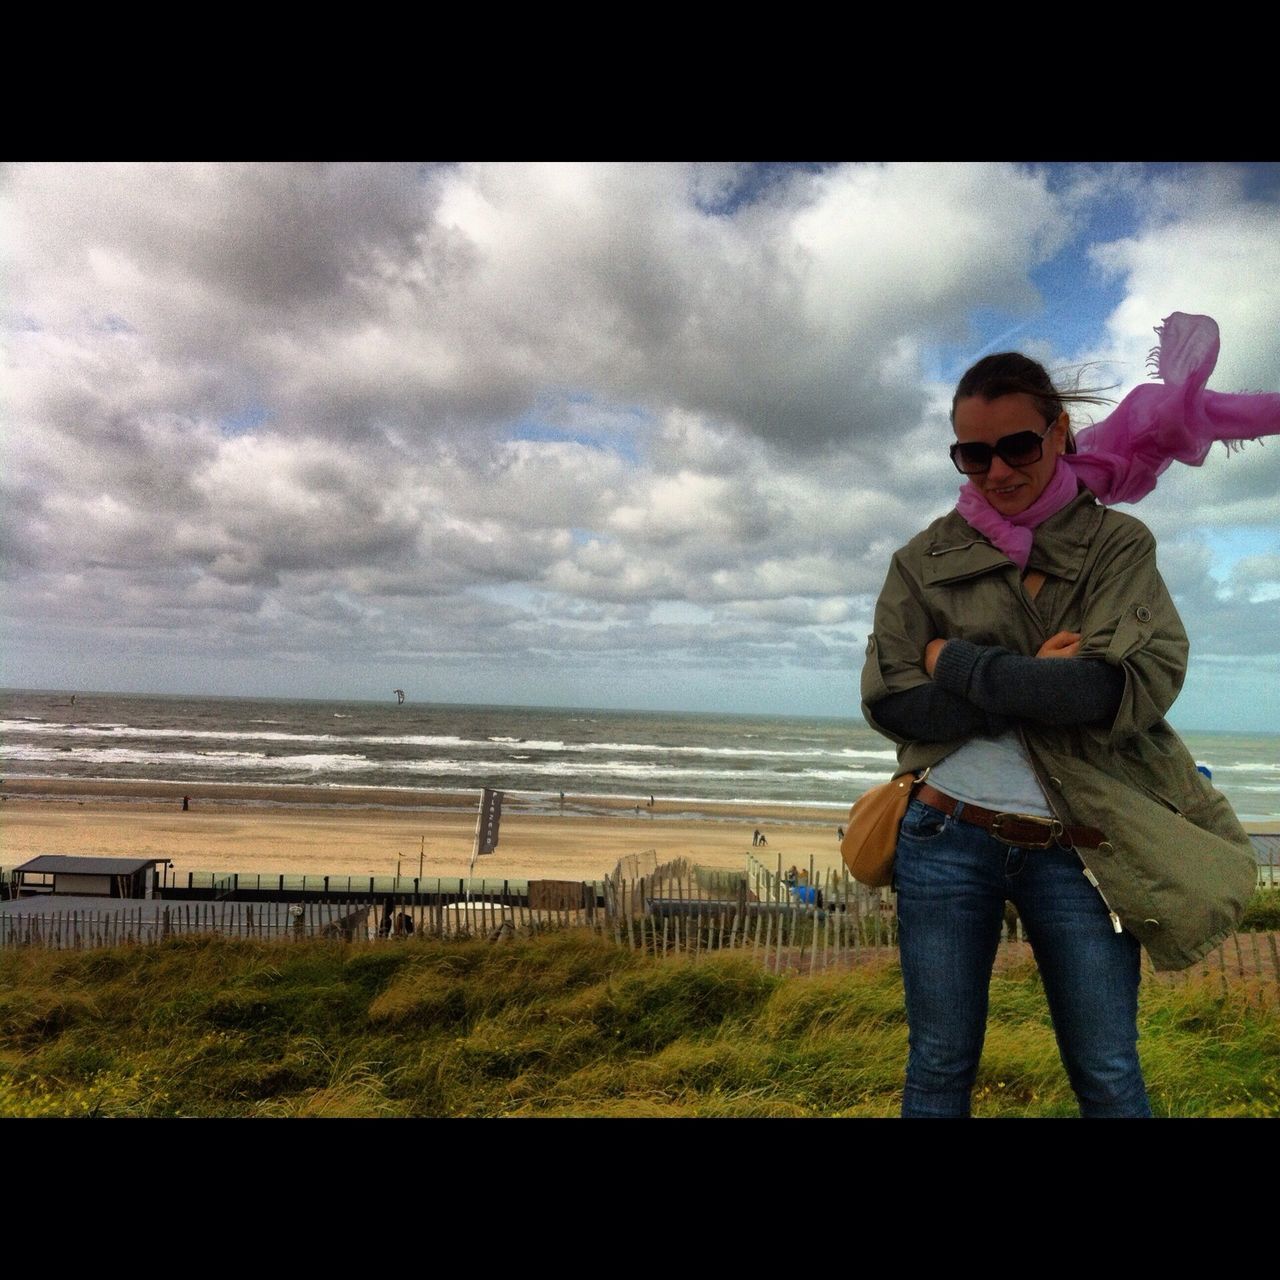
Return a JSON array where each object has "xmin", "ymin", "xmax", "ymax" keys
[
  {"xmin": 1037, "ymin": 630, "xmax": 1081, "ymax": 658},
  {"xmin": 924, "ymin": 638, "xmax": 948, "ymax": 677}
]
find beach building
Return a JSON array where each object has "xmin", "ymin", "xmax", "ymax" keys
[
  {"xmin": 9, "ymin": 854, "xmax": 171, "ymax": 900},
  {"xmin": 1253, "ymin": 833, "xmax": 1280, "ymax": 886},
  {"xmin": 0, "ymin": 853, "xmax": 371, "ymax": 948}
]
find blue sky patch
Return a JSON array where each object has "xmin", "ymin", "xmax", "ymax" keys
[
  {"xmin": 1200, "ymin": 525, "xmax": 1280, "ymax": 583},
  {"xmin": 221, "ymin": 404, "xmax": 271, "ymax": 435}
]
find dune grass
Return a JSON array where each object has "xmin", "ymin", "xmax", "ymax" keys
[{"xmin": 1, "ymin": 930, "xmax": 1276, "ymax": 1117}]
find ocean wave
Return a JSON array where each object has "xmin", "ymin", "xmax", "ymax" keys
[
  {"xmin": 0, "ymin": 722, "xmax": 487, "ymax": 750},
  {"xmin": 389, "ymin": 759, "xmax": 886, "ymax": 784},
  {"xmin": 0, "ymin": 718, "xmax": 898, "ymax": 763},
  {"xmin": 359, "ymin": 735, "xmax": 471, "ymax": 748},
  {"xmin": 1, "ymin": 720, "xmax": 341, "ymax": 744},
  {"xmin": 3, "ymin": 745, "xmax": 263, "ymax": 765},
  {"xmin": 0, "ymin": 744, "xmax": 368, "ymax": 769},
  {"xmin": 0, "ymin": 742, "xmax": 887, "ymax": 785},
  {"xmin": 7, "ymin": 692, "xmax": 1274, "ymax": 821}
]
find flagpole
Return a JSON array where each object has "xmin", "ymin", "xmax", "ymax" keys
[
  {"xmin": 469, "ymin": 797, "xmax": 483, "ymax": 901},
  {"xmin": 470, "ymin": 787, "xmax": 503, "ymax": 904}
]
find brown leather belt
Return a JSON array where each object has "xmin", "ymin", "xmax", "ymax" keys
[{"xmin": 915, "ymin": 783, "xmax": 1107, "ymax": 851}]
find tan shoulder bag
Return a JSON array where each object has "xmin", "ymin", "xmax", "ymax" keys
[{"xmin": 839, "ymin": 770, "xmax": 925, "ymax": 888}]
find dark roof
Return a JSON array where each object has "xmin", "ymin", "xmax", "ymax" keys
[
  {"xmin": 1251, "ymin": 834, "xmax": 1280, "ymax": 861},
  {"xmin": 13, "ymin": 855, "xmax": 170, "ymax": 876}
]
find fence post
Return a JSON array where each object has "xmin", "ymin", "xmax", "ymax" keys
[
  {"xmin": 1248, "ymin": 931, "xmax": 1263, "ymax": 1005},
  {"xmin": 610, "ymin": 876, "xmax": 622, "ymax": 947}
]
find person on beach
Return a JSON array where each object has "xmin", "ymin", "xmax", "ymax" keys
[{"xmin": 861, "ymin": 313, "xmax": 1271, "ymax": 1118}]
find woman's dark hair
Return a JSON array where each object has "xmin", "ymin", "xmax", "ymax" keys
[{"xmin": 950, "ymin": 353, "xmax": 1115, "ymax": 454}]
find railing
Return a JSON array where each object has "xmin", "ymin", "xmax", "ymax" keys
[
  {"xmin": 0, "ymin": 901, "xmax": 371, "ymax": 948},
  {"xmin": 0, "ymin": 887, "xmax": 603, "ymax": 950}
]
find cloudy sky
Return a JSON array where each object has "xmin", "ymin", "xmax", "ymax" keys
[{"xmin": 4, "ymin": 162, "xmax": 1279, "ymax": 729}]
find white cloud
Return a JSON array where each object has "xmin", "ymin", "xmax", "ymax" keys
[
  {"xmin": 3, "ymin": 162, "xmax": 1277, "ymax": 719},
  {"xmin": 1089, "ymin": 169, "xmax": 1280, "ymax": 395}
]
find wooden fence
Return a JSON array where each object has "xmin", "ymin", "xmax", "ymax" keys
[
  {"xmin": 4, "ymin": 861, "xmax": 1278, "ymax": 1007},
  {"xmin": 602, "ymin": 858, "xmax": 902, "ymax": 976},
  {"xmin": 597, "ymin": 858, "xmax": 1280, "ymax": 1003},
  {"xmin": 0, "ymin": 889, "xmax": 605, "ymax": 951},
  {"xmin": 0, "ymin": 901, "xmax": 371, "ymax": 949}
]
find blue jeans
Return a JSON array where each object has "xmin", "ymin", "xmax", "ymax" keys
[{"xmin": 894, "ymin": 797, "xmax": 1151, "ymax": 1118}]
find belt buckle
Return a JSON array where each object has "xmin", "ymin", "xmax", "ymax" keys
[{"xmin": 990, "ymin": 812, "xmax": 1064, "ymax": 849}]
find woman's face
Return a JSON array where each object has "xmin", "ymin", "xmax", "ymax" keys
[{"xmin": 952, "ymin": 392, "xmax": 1069, "ymax": 517}]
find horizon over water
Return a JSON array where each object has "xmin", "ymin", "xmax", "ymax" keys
[{"xmin": 2, "ymin": 686, "xmax": 1278, "ymax": 823}]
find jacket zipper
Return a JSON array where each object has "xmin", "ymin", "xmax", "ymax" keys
[
  {"xmin": 1078, "ymin": 863, "xmax": 1124, "ymax": 935},
  {"xmin": 924, "ymin": 541, "xmax": 1009, "ymax": 585},
  {"xmin": 1016, "ymin": 726, "xmax": 1124, "ymax": 935},
  {"xmin": 927, "ymin": 540, "xmax": 988, "ymax": 556}
]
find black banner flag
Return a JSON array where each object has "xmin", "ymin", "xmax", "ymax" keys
[{"xmin": 478, "ymin": 788, "xmax": 503, "ymax": 854}]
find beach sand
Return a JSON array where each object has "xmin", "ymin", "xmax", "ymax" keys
[
  {"xmin": 2, "ymin": 778, "xmax": 1272, "ymax": 886},
  {"xmin": 0, "ymin": 779, "xmax": 852, "ymax": 884}
]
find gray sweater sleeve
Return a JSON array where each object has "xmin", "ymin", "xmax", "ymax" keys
[
  {"xmin": 931, "ymin": 638, "xmax": 1125, "ymax": 726},
  {"xmin": 869, "ymin": 683, "xmax": 1012, "ymax": 742}
]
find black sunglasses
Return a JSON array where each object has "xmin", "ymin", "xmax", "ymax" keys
[{"xmin": 949, "ymin": 422, "xmax": 1054, "ymax": 475}]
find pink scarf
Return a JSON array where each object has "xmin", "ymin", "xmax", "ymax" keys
[{"xmin": 956, "ymin": 312, "xmax": 1280, "ymax": 570}]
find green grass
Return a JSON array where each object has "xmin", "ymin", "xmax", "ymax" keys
[
  {"xmin": 1241, "ymin": 888, "xmax": 1280, "ymax": 931},
  {"xmin": 1, "ymin": 931, "xmax": 1276, "ymax": 1117}
]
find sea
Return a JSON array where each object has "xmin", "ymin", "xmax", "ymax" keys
[{"xmin": 2, "ymin": 688, "xmax": 1278, "ymax": 824}]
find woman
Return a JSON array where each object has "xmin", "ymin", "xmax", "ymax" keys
[{"xmin": 861, "ymin": 316, "xmax": 1270, "ymax": 1118}]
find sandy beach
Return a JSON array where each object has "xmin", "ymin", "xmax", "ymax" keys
[
  {"xmin": 3, "ymin": 777, "xmax": 1273, "ymax": 887},
  {"xmin": 0, "ymin": 779, "xmax": 852, "ymax": 884}
]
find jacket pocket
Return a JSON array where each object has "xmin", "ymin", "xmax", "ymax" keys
[
  {"xmin": 898, "ymin": 797, "xmax": 950, "ymax": 842},
  {"xmin": 1104, "ymin": 603, "xmax": 1154, "ymax": 663},
  {"xmin": 1112, "ymin": 730, "xmax": 1214, "ymax": 817}
]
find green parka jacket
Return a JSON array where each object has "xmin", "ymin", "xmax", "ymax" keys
[{"xmin": 861, "ymin": 489, "xmax": 1256, "ymax": 971}]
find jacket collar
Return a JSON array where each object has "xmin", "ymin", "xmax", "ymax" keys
[{"xmin": 927, "ymin": 490, "xmax": 1104, "ymax": 586}]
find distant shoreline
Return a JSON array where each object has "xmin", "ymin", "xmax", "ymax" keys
[
  {"xmin": 0, "ymin": 775, "xmax": 848, "ymax": 826},
  {"xmin": 3, "ymin": 775, "xmax": 1275, "ymax": 832}
]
